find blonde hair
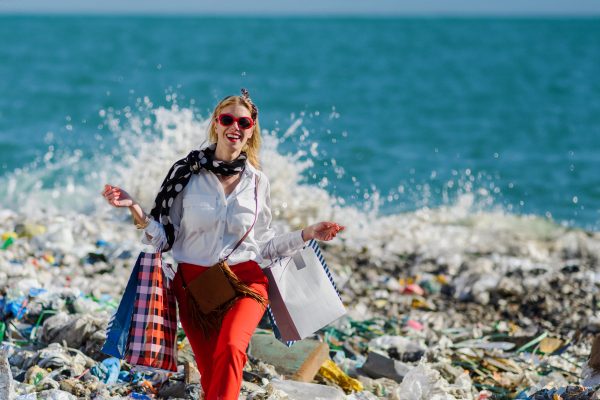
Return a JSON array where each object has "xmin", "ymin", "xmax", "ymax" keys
[{"xmin": 207, "ymin": 95, "xmax": 261, "ymax": 169}]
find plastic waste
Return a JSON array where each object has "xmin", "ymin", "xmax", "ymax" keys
[
  {"xmin": 332, "ymin": 351, "xmax": 362, "ymax": 379},
  {"xmin": 2, "ymin": 236, "xmax": 15, "ymax": 249},
  {"xmin": 406, "ymin": 320, "xmax": 424, "ymax": 330},
  {"xmin": 394, "ymin": 361, "xmax": 473, "ymax": 400},
  {"xmin": 346, "ymin": 392, "xmax": 379, "ymax": 400},
  {"xmin": 39, "ymin": 312, "xmax": 110, "ymax": 358},
  {"xmin": 157, "ymin": 375, "xmax": 185, "ymax": 399},
  {"xmin": 27, "ymin": 343, "xmax": 94, "ymax": 376},
  {"xmin": 247, "ymin": 382, "xmax": 292, "ymax": 400},
  {"xmin": 2, "ymin": 231, "xmax": 18, "ymax": 241},
  {"xmin": 131, "ymin": 372, "xmax": 145, "ymax": 383},
  {"xmin": 581, "ymin": 361, "xmax": 600, "ymax": 387},
  {"xmin": 356, "ymin": 375, "xmax": 398, "ymax": 397},
  {"xmin": 129, "ymin": 393, "xmax": 152, "ymax": 399},
  {"xmin": 4, "ymin": 297, "xmax": 28, "ymax": 319},
  {"xmin": 25, "ymin": 365, "xmax": 48, "ymax": 385},
  {"xmin": 91, "ymin": 362, "xmax": 109, "ymax": 382},
  {"xmin": 1, "ymin": 346, "xmax": 18, "ymax": 400},
  {"xmin": 369, "ymin": 335, "xmax": 426, "ymax": 356},
  {"xmin": 184, "ymin": 383, "xmax": 202, "ymax": 400},
  {"xmin": 317, "ymin": 358, "xmax": 364, "ymax": 392},
  {"xmin": 91, "ymin": 357, "xmax": 120, "ymax": 384},
  {"xmin": 72, "ymin": 297, "xmax": 102, "ymax": 314},
  {"xmin": 4, "ymin": 203, "xmax": 600, "ymax": 399},
  {"xmin": 117, "ymin": 370, "xmax": 131, "ymax": 383},
  {"xmin": 15, "ymin": 223, "xmax": 46, "ymax": 239},
  {"xmin": 402, "ymin": 283, "xmax": 424, "ymax": 296},
  {"xmin": 268, "ymin": 379, "xmax": 346, "ymax": 400},
  {"xmin": 360, "ymin": 351, "xmax": 413, "ymax": 383},
  {"xmin": 35, "ymin": 390, "xmax": 76, "ymax": 400},
  {"xmin": 16, "ymin": 394, "xmax": 37, "ymax": 400}
]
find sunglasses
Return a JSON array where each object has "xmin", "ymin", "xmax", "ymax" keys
[{"xmin": 217, "ymin": 114, "xmax": 254, "ymax": 130}]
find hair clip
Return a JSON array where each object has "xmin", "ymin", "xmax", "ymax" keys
[{"xmin": 241, "ymin": 88, "xmax": 258, "ymax": 120}]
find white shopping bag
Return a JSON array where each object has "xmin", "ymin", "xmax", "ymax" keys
[{"xmin": 263, "ymin": 239, "xmax": 347, "ymax": 343}]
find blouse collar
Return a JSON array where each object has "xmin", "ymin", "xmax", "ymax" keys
[{"xmin": 244, "ymin": 161, "xmax": 259, "ymax": 179}]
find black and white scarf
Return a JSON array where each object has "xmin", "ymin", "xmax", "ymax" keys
[{"xmin": 149, "ymin": 144, "xmax": 247, "ymax": 252}]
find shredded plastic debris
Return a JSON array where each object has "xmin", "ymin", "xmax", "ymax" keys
[{"xmin": 3, "ymin": 203, "xmax": 600, "ymax": 399}]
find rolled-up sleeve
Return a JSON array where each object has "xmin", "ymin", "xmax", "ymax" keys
[
  {"xmin": 254, "ymin": 177, "xmax": 307, "ymax": 264},
  {"xmin": 141, "ymin": 191, "xmax": 183, "ymax": 250}
]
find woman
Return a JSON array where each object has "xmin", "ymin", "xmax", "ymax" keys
[{"xmin": 101, "ymin": 89, "xmax": 344, "ymax": 399}]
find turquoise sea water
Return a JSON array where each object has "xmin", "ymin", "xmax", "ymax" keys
[{"xmin": 1, "ymin": 17, "xmax": 599, "ymax": 229}]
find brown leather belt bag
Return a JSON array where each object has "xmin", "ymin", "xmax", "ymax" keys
[
  {"xmin": 178, "ymin": 176, "xmax": 264, "ymax": 321},
  {"xmin": 180, "ymin": 260, "xmax": 237, "ymax": 314}
]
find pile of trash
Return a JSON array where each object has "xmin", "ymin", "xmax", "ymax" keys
[{"xmin": 3, "ymin": 205, "xmax": 600, "ymax": 400}]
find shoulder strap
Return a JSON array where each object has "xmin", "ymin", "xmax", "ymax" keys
[{"xmin": 223, "ymin": 174, "xmax": 259, "ymax": 262}]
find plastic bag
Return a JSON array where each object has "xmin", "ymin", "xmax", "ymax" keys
[
  {"xmin": 91, "ymin": 357, "xmax": 121, "ymax": 384},
  {"xmin": 318, "ymin": 359, "xmax": 364, "ymax": 392},
  {"xmin": 1, "ymin": 346, "xmax": 18, "ymax": 400},
  {"xmin": 581, "ymin": 360, "xmax": 600, "ymax": 387},
  {"xmin": 394, "ymin": 361, "xmax": 474, "ymax": 400},
  {"xmin": 268, "ymin": 379, "xmax": 347, "ymax": 400},
  {"xmin": 34, "ymin": 390, "xmax": 75, "ymax": 400},
  {"xmin": 16, "ymin": 394, "xmax": 37, "ymax": 400}
]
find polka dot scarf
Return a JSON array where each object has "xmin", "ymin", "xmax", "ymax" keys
[{"xmin": 149, "ymin": 143, "xmax": 247, "ymax": 252}]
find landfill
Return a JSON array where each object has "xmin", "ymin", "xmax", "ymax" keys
[
  {"xmin": 3, "ymin": 202, "xmax": 600, "ymax": 400},
  {"xmin": 3, "ymin": 109, "xmax": 600, "ymax": 399}
]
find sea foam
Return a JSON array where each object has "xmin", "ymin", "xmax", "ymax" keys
[{"xmin": 1, "ymin": 104, "xmax": 599, "ymax": 278}]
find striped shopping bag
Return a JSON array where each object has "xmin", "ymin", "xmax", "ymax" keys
[
  {"xmin": 124, "ymin": 252, "xmax": 178, "ymax": 372},
  {"xmin": 101, "ymin": 255, "xmax": 141, "ymax": 359},
  {"xmin": 263, "ymin": 239, "xmax": 347, "ymax": 346}
]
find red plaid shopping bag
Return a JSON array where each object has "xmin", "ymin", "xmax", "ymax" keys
[{"xmin": 124, "ymin": 252, "xmax": 178, "ymax": 372}]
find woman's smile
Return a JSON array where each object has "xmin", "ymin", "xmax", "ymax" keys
[{"xmin": 225, "ymin": 132, "xmax": 242, "ymax": 142}]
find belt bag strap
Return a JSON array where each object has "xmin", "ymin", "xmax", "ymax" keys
[
  {"xmin": 222, "ymin": 174, "xmax": 259, "ymax": 262},
  {"xmin": 179, "ymin": 173, "xmax": 259, "ymax": 293}
]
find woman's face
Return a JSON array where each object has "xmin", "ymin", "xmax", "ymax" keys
[{"xmin": 214, "ymin": 104, "xmax": 254, "ymax": 157}]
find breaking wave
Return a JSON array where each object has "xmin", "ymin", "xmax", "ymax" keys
[{"xmin": 1, "ymin": 102, "xmax": 599, "ymax": 272}]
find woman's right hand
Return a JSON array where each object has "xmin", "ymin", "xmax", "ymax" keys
[{"xmin": 102, "ymin": 185, "xmax": 135, "ymax": 208}]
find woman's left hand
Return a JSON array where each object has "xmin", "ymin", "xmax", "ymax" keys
[{"xmin": 302, "ymin": 222, "xmax": 345, "ymax": 242}]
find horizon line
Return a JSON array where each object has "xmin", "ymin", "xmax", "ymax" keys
[{"xmin": 1, "ymin": 12, "xmax": 600, "ymax": 18}]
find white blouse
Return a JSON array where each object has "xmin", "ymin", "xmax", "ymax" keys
[{"xmin": 142, "ymin": 162, "xmax": 307, "ymax": 267}]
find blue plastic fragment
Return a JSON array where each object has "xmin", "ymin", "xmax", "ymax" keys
[
  {"xmin": 96, "ymin": 239, "xmax": 109, "ymax": 246},
  {"xmin": 513, "ymin": 390, "xmax": 529, "ymax": 399},
  {"xmin": 91, "ymin": 363, "xmax": 109, "ymax": 382},
  {"xmin": 5, "ymin": 297, "xmax": 27, "ymax": 319},
  {"xmin": 29, "ymin": 287, "xmax": 47, "ymax": 297},
  {"xmin": 91, "ymin": 357, "xmax": 121, "ymax": 383},
  {"xmin": 131, "ymin": 372, "xmax": 145, "ymax": 383},
  {"xmin": 129, "ymin": 393, "xmax": 151, "ymax": 399},
  {"xmin": 117, "ymin": 370, "xmax": 132, "ymax": 383},
  {"xmin": 100, "ymin": 293, "xmax": 112, "ymax": 303},
  {"xmin": 102, "ymin": 357, "xmax": 121, "ymax": 384}
]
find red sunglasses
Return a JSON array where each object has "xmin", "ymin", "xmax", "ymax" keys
[{"xmin": 217, "ymin": 114, "xmax": 254, "ymax": 130}]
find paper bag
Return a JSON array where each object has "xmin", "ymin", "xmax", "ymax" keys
[{"xmin": 263, "ymin": 239, "xmax": 347, "ymax": 343}]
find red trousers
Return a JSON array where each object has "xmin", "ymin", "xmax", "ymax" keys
[{"xmin": 172, "ymin": 260, "xmax": 269, "ymax": 400}]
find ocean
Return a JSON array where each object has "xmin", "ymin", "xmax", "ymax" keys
[{"xmin": 0, "ymin": 17, "xmax": 599, "ymax": 240}]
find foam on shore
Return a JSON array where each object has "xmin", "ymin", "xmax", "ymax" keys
[{"xmin": 1, "ymin": 104, "xmax": 599, "ymax": 278}]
